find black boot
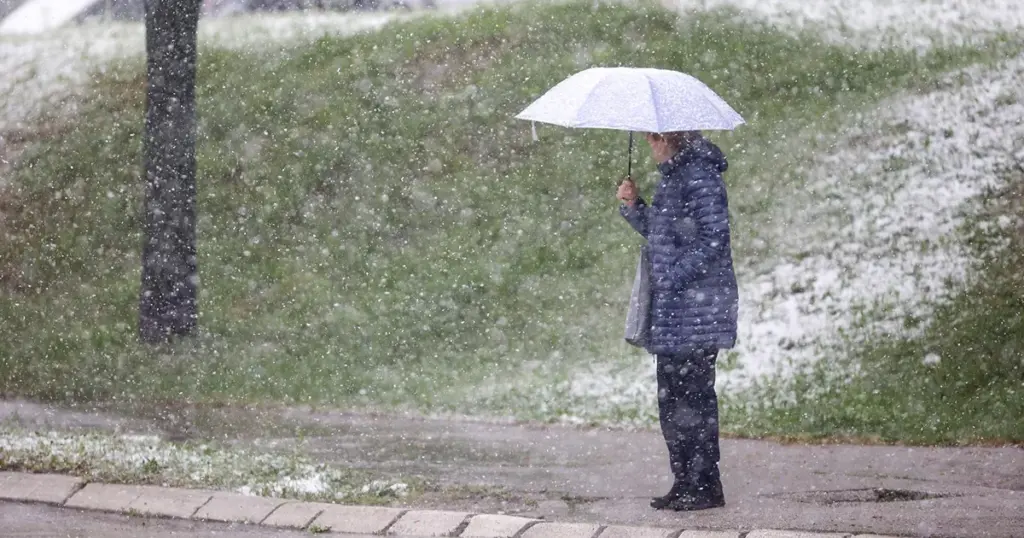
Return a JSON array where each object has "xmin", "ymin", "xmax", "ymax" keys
[
  {"xmin": 667, "ymin": 492, "xmax": 725, "ymax": 511},
  {"xmin": 650, "ymin": 480, "xmax": 687, "ymax": 510},
  {"xmin": 667, "ymin": 476, "xmax": 725, "ymax": 511}
]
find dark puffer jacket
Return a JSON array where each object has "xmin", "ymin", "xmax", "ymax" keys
[{"xmin": 620, "ymin": 137, "xmax": 739, "ymax": 356}]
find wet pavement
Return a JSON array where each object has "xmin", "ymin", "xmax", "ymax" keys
[{"xmin": 2, "ymin": 399, "xmax": 1023, "ymax": 538}]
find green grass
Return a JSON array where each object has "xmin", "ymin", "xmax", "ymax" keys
[
  {"xmin": 723, "ymin": 173, "xmax": 1024, "ymax": 445},
  {"xmin": 0, "ymin": 1, "xmax": 1020, "ymax": 442}
]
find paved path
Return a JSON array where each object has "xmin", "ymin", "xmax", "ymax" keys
[
  {"xmin": 263, "ymin": 409, "xmax": 1024, "ymax": 538},
  {"xmin": 2, "ymin": 400, "xmax": 1023, "ymax": 537}
]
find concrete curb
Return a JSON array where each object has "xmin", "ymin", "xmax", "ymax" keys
[{"xmin": 0, "ymin": 472, "xmax": 901, "ymax": 538}]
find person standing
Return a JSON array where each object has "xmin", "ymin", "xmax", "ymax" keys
[{"xmin": 616, "ymin": 130, "xmax": 739, "ymax": 512}]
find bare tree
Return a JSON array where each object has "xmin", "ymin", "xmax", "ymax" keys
[{"xmin": 139, "ymin": 0, "xmax": 203, "ymax": 344}]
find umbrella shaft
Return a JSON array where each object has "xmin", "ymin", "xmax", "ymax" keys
[{"xmin": 628, "ymin": 131, "xmax": 633, "ymax": 178}]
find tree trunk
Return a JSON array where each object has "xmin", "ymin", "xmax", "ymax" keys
[{"xmin": 139, "ymin": 0, "xmax": 203, "ymax": 345}]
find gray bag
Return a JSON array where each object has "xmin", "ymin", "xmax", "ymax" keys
[{"xmin": 624, "ymin": 244, "xmax": 651, "ymax": 348}]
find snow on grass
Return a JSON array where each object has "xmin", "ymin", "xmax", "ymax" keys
[
  {"xmin": 4, "ymin": 0, "xmax": 1024, "ymax": 131},
  {"xmin": 0, "ymin": 427, "xmax": 410, "ymax": 501},
  {"xmin": 732, "ymin": 55, "xmax": 1024, "ymax": 381},
  {"xmin": 658, "ymin": 0, "xmax": 1024, "ymax": 51},
  {"xmin": 0, "ymin": 0, "xmax": 98, "ymax": 36},
  {"xmin": 0, "ymin": 11, "xmax": 407, "ymax": 131},
  {"xmin": 551, "ymin": 54, "xmax": 1024, "ymax": 424}
]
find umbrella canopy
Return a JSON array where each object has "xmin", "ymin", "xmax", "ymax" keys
[{"xmin": 515, "ymin": 67, "xmax": 745, "ymax": 133}]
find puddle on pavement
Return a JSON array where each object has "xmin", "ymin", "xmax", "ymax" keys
[{"xmin": 779, "ymin": 488, "xmax": 952, "ymax": 504}]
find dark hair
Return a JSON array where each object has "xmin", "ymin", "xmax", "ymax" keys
[{"xmin": 652, "ymin": 131, "xmax": 703, "ymax": 151}]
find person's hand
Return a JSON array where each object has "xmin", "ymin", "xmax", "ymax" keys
[{"xmin": 617, "ymin": 177, "xmax": 638, "ymax": 206}]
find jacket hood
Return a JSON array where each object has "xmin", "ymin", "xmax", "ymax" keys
[
  {"xmin": 699, "ymin": 138, "xmax": 729, "ymax": 173},
  {"xmin": 658, "ymin": 136, "xmax": 729, "ymax": 176}
]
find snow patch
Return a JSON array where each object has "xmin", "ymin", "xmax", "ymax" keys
[
  {"xmin": 659, "ymin": 0, "xmax": 1024, "ymax": 51},
  {"xmin": 0, "ymin": 428, "xmax": 408, "ymax": 500},
  {"xmin": 0, "ymin": 11, "xmax": 398, "ymax": 131},
  {"xmin": 729, "ymin": 56, "xmax": 1024, "ymax": 384},
  {"xmin": 0, "ymin": 0, "xmax": 98, "ymax": 36}
]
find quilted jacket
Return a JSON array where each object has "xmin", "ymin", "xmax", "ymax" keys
[{"xmin": 620, "ymin": 137, "xmax": 739, "ymax": 355}]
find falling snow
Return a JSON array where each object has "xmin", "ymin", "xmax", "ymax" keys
[
  {"xmin": 559, "ymin": 56, "xmax": 1024, "ymax": 420},
  {"xmin": 1, "ymin": 0, "xmax": 1022, "ymax": 431}
]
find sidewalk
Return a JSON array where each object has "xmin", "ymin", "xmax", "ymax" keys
[
  {"xmin": 0, "ymin": 471, "xmax": 887, "ymax": 538},
  {"xmin": 2, "ymin": 400, "xmax": 1023, "ymax": 537},
  {"xmin": 247, "ymin": 407, "xmax": 1024, "ymax": 538},
  {"xmin": 0, "ymin": 500, "xmax": 318, "ymax": 538}
]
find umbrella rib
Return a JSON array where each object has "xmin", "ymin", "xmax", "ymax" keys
[
  {"xmin": 692, "ymin": 77, "xmax": 742, "ymax": 126},
  {"xmin": 572, "ymin": 76, "xmax": 608, "ymax": 129},
  {"xmin": 548, "ymin": 72, "xmax": 610, "ymax": 129},
  {"xmin": 646, "ymin": 76, "xmax": 664, "ymax": 133},
  {"xmin": 573, "ymin": 73, "xmax": 639, "ymax": 130},
  {"xmin": 699, "ymin": 90, "xmax": 732, "ymax": 126}
]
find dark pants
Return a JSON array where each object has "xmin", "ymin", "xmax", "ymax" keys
[{"xmin": 656, "ymin": 349, "xmax": 722, "ymax": 496}]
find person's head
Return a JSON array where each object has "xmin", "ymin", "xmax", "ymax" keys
[{"xmin": 644, "ymin": 130, "xmax": 703, "ymax": 163}]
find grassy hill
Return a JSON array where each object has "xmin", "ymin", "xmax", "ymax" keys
[{"xmin": 1, "ymin": 0, "xmax": 1020, "ymax": 443}]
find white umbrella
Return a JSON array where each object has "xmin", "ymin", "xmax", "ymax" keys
[{"xmin": 515, "ymin": 67, "xmax": 745, "ymax": 175}]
